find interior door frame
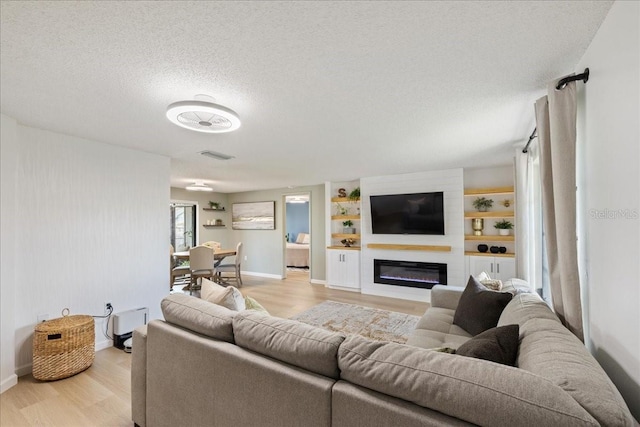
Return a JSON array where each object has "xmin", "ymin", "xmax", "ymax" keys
[
  {"xmin": 283, "ymin": 192, "xmax": 312, "ymax": 280},
  {"xmin": 170, "ymin": 199, "xmax": 200, "ymax": 250}
]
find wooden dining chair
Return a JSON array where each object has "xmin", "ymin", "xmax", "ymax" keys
[
  {"xmin": 188, "ymin": 245, "xmax": 216, "ymax": 294},
  {"xmin": 216, "ymin": 242, "xmax": 243, "ymax": 287},
  {"xmin": 170, "ymin": 244, "xmax": 190, "ymax": 290}
]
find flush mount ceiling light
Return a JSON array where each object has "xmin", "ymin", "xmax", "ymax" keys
[
  {"xmin": 185, "ymin": 182, "xmax": 213, "ymax": 192},
  {"xmin": 166, "ymin": 100, "xmax": 241, "ymax": 133}
]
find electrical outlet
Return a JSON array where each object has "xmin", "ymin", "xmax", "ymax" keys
[
  {"xmin": 37, "ymin": 314, "xmax": 48, "ymax": 323},
  {"xmin": 104, "ymin": 302, "xmax": 113, "ymax": 315}
]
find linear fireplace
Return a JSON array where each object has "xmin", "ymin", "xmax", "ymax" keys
[{"xmin": 374, "ymin": 259, "xmax": 447, "ymax": 289}]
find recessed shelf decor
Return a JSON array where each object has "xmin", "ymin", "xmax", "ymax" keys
[{"xmin": 464, "ymin": 251, "xmax": 515, "ymax": 258}]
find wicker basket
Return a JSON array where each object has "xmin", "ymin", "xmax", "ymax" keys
[{"xmin": 32, "ymin": 311, "xmax": 95, "ymax": 381}]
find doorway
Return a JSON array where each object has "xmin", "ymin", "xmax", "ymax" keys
[
  {"xmin": 284, "ymin": 193, "xmax": 311, "ymax": 280},
  {"xmin": 170, "ymin": 202, "xmax": 197, "ymax": 251}
]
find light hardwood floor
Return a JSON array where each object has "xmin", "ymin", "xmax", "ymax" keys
[{"xmin": 0, "ymin": 271, "xmax": 428, "ymax": 426}]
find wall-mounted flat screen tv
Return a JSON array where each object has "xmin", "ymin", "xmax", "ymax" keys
[{"xmin": 370, "ymin": 192, "xmax": 445, "ymax": 235}]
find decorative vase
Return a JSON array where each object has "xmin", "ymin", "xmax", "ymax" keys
[
  {"xmin": 477, "ymin": 244, "xmax": 488, "ymax": 253},
  {"xmin": 471, "ymin": 218, "xmax": 484, "ymax": 236},
  {"xmin": 343, "ymin": 227, "xmax": 356, "ymax": 234},
  {"xmin": 498, "ymin": 229, "xmax": 510, "ymax": 236},
  {"xmin": 498, "ymin": 247, "xmax": 507, "ymax": 253},
  {"xmin": 490, "ymin": 246, "xmax": 500, "ymax": 254}
]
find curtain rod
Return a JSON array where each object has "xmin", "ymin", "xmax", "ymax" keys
[{"xmin": 522, "ymin": 68, "xmax": 590, "ymax": 153}]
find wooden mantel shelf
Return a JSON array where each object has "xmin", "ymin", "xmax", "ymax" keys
[{"xmin": 366, "ymin": 243, "xmax": 451, "ymax": 252}]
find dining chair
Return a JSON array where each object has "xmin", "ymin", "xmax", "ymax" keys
[
  {"xmin": 216, "ymin": 242, "xmax": 243, "ymax": 287},
  {"xmin": 170, "ymin": 244, "xmax": 190, "ymax": 290},
  {"xmin": 188, "ymin": 245, "xmax": 216, "ymax": 295}
]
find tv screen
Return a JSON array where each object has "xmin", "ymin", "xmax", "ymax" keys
[{"xmin": 370, "ymin": 192, "xmax": 445, "ymax": 235}]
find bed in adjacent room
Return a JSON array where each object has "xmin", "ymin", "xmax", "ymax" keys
[{"xmin": 286, "ymin": 233, "xmax": 310, "ymax": 267}]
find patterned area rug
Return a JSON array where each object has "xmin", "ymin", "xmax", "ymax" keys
[{"xmin": 291, "ymin": 301, "xmax": 420, "ymax": 344}]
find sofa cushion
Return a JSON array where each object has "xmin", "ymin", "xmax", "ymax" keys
[
  {"xmin": 456, "ymin": 324, "xmax": 519, "ymax": 366},
  {"xmin": 233, "ymin": 311, "xmax": 345, "ymax": 379},
  {"xmin": 161, "ymin": 294, "xmax": 235, "ymax": 343},
  {"xmin": 406, "ymin": 307, "xmax": 471, "ymax": 350},
  {"xmin": 429, "ymin": 285, "xmax": 464, "ymax": 310},
  {"xmin": 517, "ymin": 318, "xmax": 635, "ymax": 425},
  {"xmin": 453, "ymin": 276, "xmax": 512, "ymax": 336},
  {"xmin": 338, "ymin": 334, "xmax": 598, "ymax": 426},
  {"xmin": 497, "ymin": 292, "xmax": 560, "ymax": 327}
]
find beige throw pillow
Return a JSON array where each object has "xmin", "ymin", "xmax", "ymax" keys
[
  {"xmin": 245, "ymin": 296, "xmax": 269, "ymax": 314},
  {"xmin": 201, "ymin": 278, "xmax": 246, "ymax": 311}
]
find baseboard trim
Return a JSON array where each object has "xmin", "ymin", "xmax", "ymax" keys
[
  {"xmin": 310, "ymin": 279, "xmax": 325, "ymax": 285},
  {"xmin": 241, "ymin": 271, "xmax": 283, "ymax": 280},
  {"xmin": 96, "ymin": 339, "xmax": 112, "ymax": 352},
  {"xmin": 15, "ymin": 363, "xmax": 31, "ymax": 378},
  {"xmin": 0, "ymin": 374, "xmax": 18, "ymax": 393}
]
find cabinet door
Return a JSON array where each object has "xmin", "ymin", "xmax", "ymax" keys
[
  {"xmin": 468, "ymin": 256, "xmax": 496, "ymax": 277},
  {"xmin": 327, "ymin": 250, "xmax": 360, "ymax": 289},
  {"xmin": 496, "ymin": 258, "xmax": 516, "ymax": 281},
  {"xmin": 327, "ymin": 250, "xmax": 343, "ymax": 285},
  {"xmin": 342, "ymin": 251, "xmax": 360, "ymax": 289}
]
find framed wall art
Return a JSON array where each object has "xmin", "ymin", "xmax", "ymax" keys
[{"xmin": 232, "ymin": 201, "xmax": 275, "ymax": 230}]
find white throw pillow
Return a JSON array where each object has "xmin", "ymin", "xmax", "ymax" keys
[
  {"xmin": 201, "ymin": 279, "xmax": 246, "ymax": 311},
  {"xmin": 302, "ymin": 233, "xmax": 310, "ymax": 244}
]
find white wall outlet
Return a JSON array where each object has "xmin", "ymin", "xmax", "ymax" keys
[{"xmin": 37, "ymin": 314, "xmax": 48, "ymax": 323}]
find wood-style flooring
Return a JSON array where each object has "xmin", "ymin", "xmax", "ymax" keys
[{"xmin": 0, "ymin": 271, "xmax": 428, "ymax": 426}]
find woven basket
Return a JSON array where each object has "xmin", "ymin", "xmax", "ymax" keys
[{"xmin": 32, "ymin": 311, "xmax": 95, "ymax": 381}]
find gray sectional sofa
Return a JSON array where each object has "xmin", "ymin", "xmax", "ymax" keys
[{"xmin": 131, "ymin": 285, "xmax": 634, "ymax": 426}]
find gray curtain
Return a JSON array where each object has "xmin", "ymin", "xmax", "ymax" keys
[{"xmin": 535, "ymin": 79, "xmax": 584, "ymax": 341}]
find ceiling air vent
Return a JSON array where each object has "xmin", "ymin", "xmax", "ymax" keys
[{"xmin": 200, "ymin": 150, "xmax": 235, "ymax": 161}]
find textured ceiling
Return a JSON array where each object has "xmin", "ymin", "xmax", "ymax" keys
[{"xmin": 1, "ymin": 1, "xmax": 612, "ymax": 193}]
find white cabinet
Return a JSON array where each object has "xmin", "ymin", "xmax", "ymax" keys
[
  {"xmin": 327, "ymin": 249, "xmax": 360, "ymax": 290},
  {"xmin": 467, "ymin": 255, "xmax": 515, "ymax": 281}
]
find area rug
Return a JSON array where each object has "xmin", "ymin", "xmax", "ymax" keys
[{"xmin": 291, "ymin": 301, "xmax": 420, "ymax": 344}]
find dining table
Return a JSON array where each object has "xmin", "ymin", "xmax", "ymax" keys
[
  {"xmin": 173, "ymin": 248, "xmax": 237, "ymax": 266},
  {"xmin": 172, "ymin": 248, "xmax": 237, "ymax": 289}
]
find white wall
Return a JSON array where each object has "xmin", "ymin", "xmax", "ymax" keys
[
  {"xmin": 576, "ymin": 1, "xmax": 640, "ymax": 419},
  {"xmin": 170, "ymin": 187, "xmax": 231, "ymax": 248},
  {"xmin": 8, "ymin": 123, "xmax": 170, "ymax": 375},
  {"xmin": 228, "ymin": 184, "xmax": 326, "ymax": 282},
  {"xmin": 360, "ymin": 169, "xmax": 464, "ymax": 302},
  {"xmin": 1, "ymin": 114, "xmax": 18, "ymax": 392}
]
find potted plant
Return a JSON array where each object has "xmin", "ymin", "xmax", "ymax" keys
[
  {"xmin": 208, "ymin": 201, "xmax": 220, "ymax": 209},
  {"xmin": 473, "ymin": 197, "xmax": 494, "ymax": 212},
  {"xmin": 348, "ymin": 187, "xmax": 360, "ymax": 201},
  {"xmin": 342, "ymin": 220, "xmax": 355, "ymax": 234},
  {"xmin": 336, "ymin": 203, "xmax": 348, "ymax": 216},
  {"xmin": 494, "ymin": 219, "xmax": 513, "ymax": 235}
]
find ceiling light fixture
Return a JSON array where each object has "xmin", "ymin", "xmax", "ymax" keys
[
  {"xmin": 166, "ymin": 100, "xmax": 241, "ymax": 133},
  {"xmin": 185, "ymin": 182, "xmax": 214, "ymax": 192},
  {"xmin": 200, "ymin": 150, "xmax": 235, "ymax": 161}
]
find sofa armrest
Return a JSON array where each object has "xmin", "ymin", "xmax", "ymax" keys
[
  {"xmin": 431, "ymin": 285, "xmax": 465, "ymax": 310},
  {"xmin": 131, "ymin": 324, "xmax": 148, "ymax": 427}
]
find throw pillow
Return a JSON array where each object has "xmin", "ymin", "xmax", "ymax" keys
[
  {"xmin": 453, "ymin": 275, "xmax": 513, "ymax": 336},
  {"xmin": 456, "ymin": 324, "xmax": 520, "ymax": 366},
  {"xmin": 245, "ymin": 296, "xmax": 269, "ymax": 314},
  {"xmin": 201, "ymin": 279, "xmax": 246, "ymax": 311},
  {"xmin": 476, "ymin": 271, "xmax": 502, "ymax": 291},
  {"xmin": 201, "ymin": 278, "xmax": 227, "ymax": 301}
]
